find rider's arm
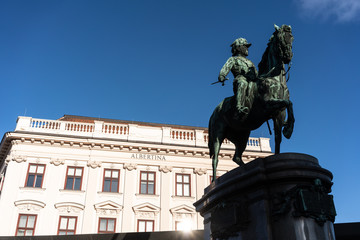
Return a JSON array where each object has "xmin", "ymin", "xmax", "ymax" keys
[{"xmin": 218, "ymin": 57, "xmax": 234, "ymax": 82}]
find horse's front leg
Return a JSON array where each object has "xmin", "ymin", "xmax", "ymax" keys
[{"xmin": 283, "ymin": 100, "xmax": 295, "ymax": 139}]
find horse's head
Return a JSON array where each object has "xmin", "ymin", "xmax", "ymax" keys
[
  {"xmin": 273, "ymin": 24, "xmax": 294, "ymax": 64},
  {"xmin": 258, "ymin": 24, "xmax": 294, "ymax": 75}
]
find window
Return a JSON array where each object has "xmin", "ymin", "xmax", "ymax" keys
[
  {"xmin": 103, "ymin": 169, "xmax": 119, "ymax": 192},
  {"xmin": 58, "ymin": 216, "xmax": 77, "ymax": 235},
  {"xmin": 98, "ymin": 218, "xmax": 116, "ymax": 233},
  {"xmin": 16, "ymin": 214, "xmax": 37, "ymax": 236},
  {"xmin": 64, "ymin": 167, "xmax": 83, "ymax": 190},
  {"xmin": 176, "ymin": 173, "xmax": 191, "ymax": 197},
  {"xmin": 137, "ymin": 219, "xmax": 154, "ymax": 232},
  {"xmin": 140, "ymin": 171, "xmax": 155, "ymax": 194},
  {"xmin": 25, "ymin": 164, "xmax": 45, "ymax": 188}
]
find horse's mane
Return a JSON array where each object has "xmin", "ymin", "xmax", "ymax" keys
[{"xmin": 258, "ymin": 34, "xmax": 275, "ymax": 76}]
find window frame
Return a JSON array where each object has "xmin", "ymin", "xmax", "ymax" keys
[
  {"xmin": 25, "ymin": 164, "xmax": 46, "ymax": 188},
  {"xmin": 15, "ymin": 214, "xmax": 37, "ymax": 236},
  {"xmin": 102, "ymin": 169, "xmax": 120, "ymax": 193},
  {"xmin": 64, "ymin": 166, "xmax": 84, "ymax": 191},
  {"xmin": 57, "ymin": 216, "xmax": 77, "ymax": 235},
  {"xmin": 139, "ymin": 171, "xmax": 156, "ymax": 195},
  {"xmin": 137, "ymin": 219, "xmax": 154, "ymax": 232},
  {"xmin": 175, "ymin": 173, "xmax": 191, "ymax": 197},
  {"xmin": 98, "ymin": 217, "xmax": 116, "ymax": 233}
]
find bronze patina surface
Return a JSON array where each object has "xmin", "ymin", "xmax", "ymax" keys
[{"xmin": 209, "ymin": 25, "xmax": 295, "ymax": 179}]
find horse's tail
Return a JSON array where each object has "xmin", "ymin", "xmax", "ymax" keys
[{"xmin": 208, "ymin": 112, "xmax": 215, "ymax": 159}]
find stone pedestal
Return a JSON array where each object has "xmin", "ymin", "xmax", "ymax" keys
[{"xmin": 194, "ymin": 153, "xmax": 336, "ymax": 240}]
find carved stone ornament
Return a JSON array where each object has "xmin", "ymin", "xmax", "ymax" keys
[
  {"xmin": 159, "ymin": 165, "xmax": 172, "ymax": 173},
  {"xmin": 193, "ymin": 168, "xmax": 207, "ymax": 176},
  {"xmin": 170, "ymin": 205, "xmax": 196, "ymax": 220},
  {"xmin": 123, "ymin": 163, "xmax": 137, "ymax": 171},
  {"xmin": 137, "ymin": 211, "xmax": 155, "ymax": 218},
  {"xmin": 172, "ymin": 212, "xmax": 192, "ymax": 220},
  {"xmin": 272, "ymin": 178, "xmax": 336, "ymax": 226},
  {"xmin": 94, "ymin": 201, "xmax": 123, "ymax": 216},
  {"xmin": 87, "ymin": 161, "xmax": 102, "ymax": 169},
  {"xmin": 54, "ymin": 202, "xmax": 85, "ymax": 214},
  {"xmin": 133, "ymin": 203, "xmax": 160, "ymax": 218},
  {"xmin": 50, "ymin": 158, "xmax": 65, "ymax": 166},
  {"xmin": 14, "ymin": 200, "xmax": 46, "ymax": 212},
  {"xmin": 13, "ymin": 156, "xmax": 27, "ymax": 163}
]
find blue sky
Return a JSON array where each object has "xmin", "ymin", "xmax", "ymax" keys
[{"xmin": 1, "ymin": 0, "xmax": 359, "ymax": 223}]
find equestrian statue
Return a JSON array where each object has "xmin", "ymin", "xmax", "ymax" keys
[{"xmin": 209, "ymin": 24, "xmax": 295, "ymax": 180}]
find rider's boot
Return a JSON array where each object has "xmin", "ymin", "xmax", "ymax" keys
[{"xmin": 234, "ymin": 83, "xmax": 249, "ymax": 120}]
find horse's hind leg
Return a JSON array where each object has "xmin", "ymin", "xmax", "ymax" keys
[
  {"xmin": 212, "ymin": 139, "xmax": 222, "ymax": 181},
  {"xmin": 273, "ymin": 112, "xmax": 285, "ymax": 154},
  {"xmin": 230, "ymin": 130, "xmax": 250, "ymax": 167}
]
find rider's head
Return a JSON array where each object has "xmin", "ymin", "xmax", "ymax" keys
[{"xmin": 231, "ymin": 38, "xmax": 251, "ymax": 57}]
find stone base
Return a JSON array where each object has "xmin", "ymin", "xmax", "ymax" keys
[{"xmin": 194, "ymin": 153, "xmax": 336, "ymax": 240}]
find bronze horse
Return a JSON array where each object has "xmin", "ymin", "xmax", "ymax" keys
[{"xmin": 208, "ymin": 25, "xmax": 295, "ymax": 180}]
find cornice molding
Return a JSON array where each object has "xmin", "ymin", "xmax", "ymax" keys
[{"xmin": 2, "ymin": 134, "xmax": 267, "ymax": 163}]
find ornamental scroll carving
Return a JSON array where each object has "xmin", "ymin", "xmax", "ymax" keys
[
  {"xmin": 50, "ymin": 158, "xmax": 65, "ymax": 166},
  {"xmin": 193, "ymin": 168, "xmax": 207, "ymax": 176},
  {"xmin": 87, "ymin": 161, "xmax": 102, "ymax": 169},
  {"xmin": 14, "ymin": 200, "xmax": 46, "ymax": 212},
  {"xmin": 159, "ymin": 165, "xmax": 173, "ymax": 173},
  {"xmin": 96, "ymin": 209, "xmax": 121, "ymax": 215},
  {"xmin": 135, "ymin": 211, "xmax": 156, "ymax": 218},
  {"xmin": 170, "ymin": 205, "xmax": 196, "ymax": 220},
  {"xmin": 123, "ymin": 163, "xmax": 137, "ymax": 171},
  {"xmin": 12, "ymin": 156, "xmax": 27, "ymax": 163},
  {"xmin": 6, "ymin": 151, "xmax": 27, "ymax": 163},
  {"xmin": 94, "ymin": 201, "xmax": 123, "ymax": 216},
  {"xmin": 132, "ymin": 203, "xmax": 160, "ymax": 218},
  {"xmin": 54, "ymin": 202, "xmax": 85, "ymax": 214}
]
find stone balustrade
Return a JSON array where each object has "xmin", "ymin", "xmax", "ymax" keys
[{"xmin": 15, "ymin": 116, "xmax": 271, "ymax": 152}]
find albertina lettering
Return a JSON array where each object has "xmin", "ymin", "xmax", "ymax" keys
[{"xmin": 131, "ymin": 153, "xmax": 166, "ymax": 161}]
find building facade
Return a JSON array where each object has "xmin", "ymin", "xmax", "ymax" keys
[{"xmin": 0, "ymin": 115, "xmax": 272, "ymax": 236}]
